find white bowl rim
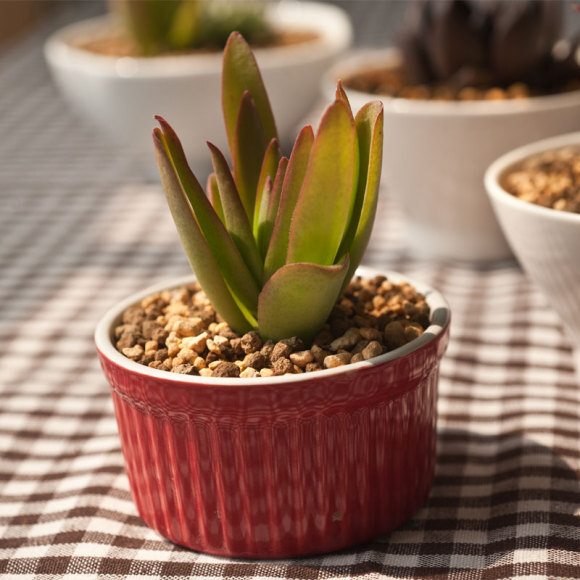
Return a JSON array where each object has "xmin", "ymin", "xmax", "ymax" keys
[
  {"xmin": 95, "ymin": 266, "xmax": 451, "ymax": 388},
  {"xmin": 44, "ymin": 1, "xmax": 352, "ymax": 78},
  {"xmin": 484, "ymin": 131, "xmax": 580, "ymax": 225},
  {"xmin": 324, "ymin": 48, "xmax": 580, "ymax": 118}
]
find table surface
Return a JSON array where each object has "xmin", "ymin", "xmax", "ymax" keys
[{"xmin": 1, "ymin": 6, "xmax": 579, "ymax": 580}]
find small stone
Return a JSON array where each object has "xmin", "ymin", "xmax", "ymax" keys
[
  {"xmin": 212, "ymin": 362, "xmax": 240, "ymax": 378},
  {"xmin": 384, "ymin": 321, "xmax": 406, "ymax": 350},
  {"xmin": 142, "ymin": 320, "xmax": 167, "ymax": 342},
  {"xmin": 193, "ymin": 356, "xmax": 206, "ymax": 370},
  {"xmin": 260, "ymin": 368, "xmax": 275, "ymax": 377},
  {"xmin": 359, "ymin": 327, "xmax": 382, "ymax": 341},
  {"xmin": 144, "ymin": 340, "xmax": 158, "ymax": 353},
  {"xmin": 260, "ymin": 340, "xmax": 275, "ymax": 359},
  {"xmin": 182, "ymin": 332, "xmax": 208, "ymax": 354},
  {"xmin": 310, "ymin": 344, "xmax": 329, "ymax": 364},
  {"xmin": 362, "ymin": 341, "xmax": 383, "ymax": 360},
  {"xmin": 351, "ymin": 353, "xmax": 364, "ymax": 364},
  {"xmin": 240, "ymin": 367, "xmax": 260, "ymax": 378},
  {"xmin": 166, "ymin": 317, "xmax": 203, "ymax": 337},
  {"xmin": 176, "ymin": 347, "xmax": 196, "ymax": 363},
  {"xmin": 122, "ymin": 305, "xmax": 146, "ymax": 325},
  {"xmin": 289, "ymin": 350, "xmax": 313, "ymax": 368},
  {"xmin": 329, "ymin": 328, "xmax": 360, "ymax": 352},
  {"xmin": 279, "ymin": 337, "xmax": 305, "ymax": 352},
  {"xmin": 122, "ymin": 345, "xmax": 144, "ymax": 361},
  {"xmin": 199, "ymin": 368, "xmax": 213, "ymax": 377},
  {"xmin": 271, "ymin": 342, "xmax": 292, "ymax": 362},
  {"xmin": 305, "ymin": 362, "xmax": 323, "ymax": 373},
  {"xmin": 241, "ymin": 331, "xmax": 263, "ymax": 354},
  {"xmin": 323, "ymin": 352, "xmax": 352, "ymax": 368},
  {"xmin": 404, "ymin": 323, "xmax": 422, "ymax": 343},
  {"xmin": 244, "ymin": 351, "xmax": 267, "ymax": 370},
  {"xmin": 272, "ymin": 357, "xmax": 293, "ymax": 375},
  {"xmin": 172, "ymin": 364, "xmax": 198, "ymax": 375},
  {"xmin": 154, "ymin": 348, "xmax": 168, "ymax": 362}
]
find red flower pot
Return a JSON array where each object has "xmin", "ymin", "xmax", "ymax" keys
[{"xmin": 95, "ymin": 269, "xmax": 450, "ymax": 558}]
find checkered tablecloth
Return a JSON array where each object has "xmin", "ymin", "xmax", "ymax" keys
[{"xmin": 1, "ymin": 6, "xmax": 579, "ymax": 580}]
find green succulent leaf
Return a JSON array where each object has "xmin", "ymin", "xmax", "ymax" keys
[
  {"xmin": 254, "ymin": 138, "xmax": 281, "ymax": 236},
  {"xmin": 339, "ymin": 101, "xmax": 384, "ymax": 286},
  {"xmin": 206, "ymin": 172, "xmax": 224, "ymax": 223},
  {"xmin": 335, "ymin": 79, "xmax": 353, "ymax": 115},
  {"xmin": 256, "ymin": 157, "xmax": 287, "ymax": 261},
  {"xmin": 154, "ymin": 117, "xmax": 260, "ymax": 317},
  {"xmin": 153, "ymin": 128, "xmax": 252, "ymax": 333},
  {"xmin": 222, "ymin": 32, "xmax": 277, "ymax": 155},
  {"xmin": 257, "ymin": 255, "xmax": 350, "ymax": 344},
  {"xmin": 286, "ymin": 100, "xmax": 359, "ymax": 266},
  {"xmin": 232, "ymin": 91, "xmax": 269, "ymax": 221},
  {"xmin": 264, "ymin": 125, "xmax": 314, "ymax": 279},
  {"xmin": 208, "ymin": 142, "xmax": 264, "ymax": 285}
]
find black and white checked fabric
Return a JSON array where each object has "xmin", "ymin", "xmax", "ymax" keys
[{"xmin": 1, "ymin": 6, "xmax": 579, "ymax": 579}]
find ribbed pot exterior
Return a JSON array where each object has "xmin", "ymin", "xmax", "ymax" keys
[{"xmin": 98, "ymin": 326, "xmax": 448, "ymax": 558}]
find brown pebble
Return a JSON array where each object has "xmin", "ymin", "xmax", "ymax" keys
[
  {"xmin": 122, "ymin": 305, "xmax": 146, "ymax": 325},
  {"xmin": 384, "ymin": 321, "xmax": 406, "ymax": 350},
  {"xmin": 305, "ymin": 362, "xmax": 323, "ymax": 373},
  {"xmin": 244, "ymin": 351, "xmax": 267, "ymax": 370},
  {"xmin": 212, "ymin": 361, "xmax": 240, "ymax": 378},
  {"xmin": 271, "ymin": 342, "xmax": 292, "ymax": 362},
  {"xmin": 362, "ymin": 340, "xmax": 383, "ymax": 360},
  {"xmin": 272, "ymin": 357, "xmax": 293, "ymax": 375},
  {"xmin": 173, "ymin": 364, "xmax": 198, "ymax": 375},
  {"xmin": 241, "ymin": 331, "xmax": 263, "ymax": 354},
  {"xmin": 142, "ymin": 320, "xmax": 168, "ymax": 342},
  {"xmin": 260, "ymin": 340, "xmax": 275, "ymax": 359}
]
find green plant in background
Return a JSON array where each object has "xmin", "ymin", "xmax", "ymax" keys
[
  {"xmin": 153, "ymin": 32, "xmax": 383, "ymax": 344},
  {"xmin": 109, "ymin": 0, "xmax": 273, "ymax": 56}
]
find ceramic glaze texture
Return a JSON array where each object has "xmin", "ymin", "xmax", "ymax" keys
[
  {"xmin": 95, "ymin": 271, "xmax": 451, "ymax": 558},
  {"xmin": 485, "ymin": 132, "xmax": 580, "ymax": 376},
  {"xmin": 44, "ymin": 2, "xmax": 352, "ymax": 178},
  {"xmin": 323, "ymin": 50, "xmax": 580, "ymax": 263}
]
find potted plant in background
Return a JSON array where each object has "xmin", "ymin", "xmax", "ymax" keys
[
  {"xmin": 485, "ymin": 132, "xmax": 580, "ymax": 378},
  {"xmin": 44, "ymin": 0, "xmax": 353, "ymax": 177},
  {"xmin": 323, "ymin": 0, "xmax": 580, "ymax": 262},
  {"xmin": 95, "ymin": 32, "xmax": 451, "ymax": 558}
]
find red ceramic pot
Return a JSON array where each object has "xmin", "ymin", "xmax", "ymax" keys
[{"xmin": 95, "ymin": 268, "xmax": 450, "ymax": 558}]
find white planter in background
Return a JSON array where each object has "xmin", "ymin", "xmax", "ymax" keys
[
  {"xmin": 323, "ymin": 49, "xmax": 580, "ymax": 263},
  {"xmin": 485, "ymin": 132, "xmax": 580, "ymax": 378},
  {"xmin": 45, "ymin": 1, "xmax": 352, "ymax": 178}
]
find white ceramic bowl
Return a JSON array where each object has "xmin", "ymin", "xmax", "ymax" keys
[
  {"xmin": 323, "ymin": 49, "xmax": 580, "ymax": 263},
  {"xmin": 485, "ymin": 132, "xmax": 580, "ymax": 376},
  {"xmin": 45, "ymin": 1, "xmax": 352, "ymax": 178}
]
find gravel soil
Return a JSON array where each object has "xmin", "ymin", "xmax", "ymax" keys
[
  {"xmin": 114, "ymin": 275, "xmax": 431, "ymax": 378},
  {"xmin": 502, "ymin": 146, "xmax": 580, "ymax": 214}
]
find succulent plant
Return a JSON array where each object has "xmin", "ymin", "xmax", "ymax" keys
[
  {"xmin": 153, "ymin": 32, "xmax": 383, "ymax": 344},
  {"xmin": 109, "ymin": 0, "xmax": 272, "ymax": 56},
  {"xmin": 399, "ymin": 0, "xmax": 579, "ymax": 90}
]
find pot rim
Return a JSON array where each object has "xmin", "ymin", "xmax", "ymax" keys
[
  {"xmin": 485, "ymin": 130, "xmax": 580, "ymax": 225},
  {"xmin": 323, "ymin": 48, "xmax": 580, "ymax": 118},
  {"xmin": 95, "ymin": 266, "xmax": 451, "ymax": 388},
  {"xmin": 44, "ymin": 1, "xmax": 352, "ymax": 78}
]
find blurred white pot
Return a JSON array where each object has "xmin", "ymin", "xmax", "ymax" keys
[
  {"xmin": 45, "ymin": 1, "xmax": 352, "ymax": 178},
  {"xmin": 485, "ymin": 132, "xmax": 580, "ymax": 377},
  {"xmin": 323, "ymin": 49, "xmax": 580, "ymax": 263}
]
